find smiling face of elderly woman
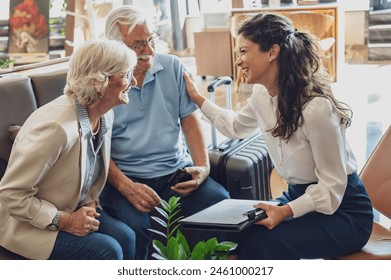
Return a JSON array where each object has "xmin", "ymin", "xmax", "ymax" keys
[
  {"xmin": 64, "ymin": 39, "xmax": 137, "ymax": 107},
  {"xmin": 100, "ymin": 69, "xmax": 136, "ymax": 106}
]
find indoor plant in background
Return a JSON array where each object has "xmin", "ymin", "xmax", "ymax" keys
[
  {"xmin": 149, "ymin": 196, "xmax": 237, "ymax": 260},
  {"xmin": 0, "ymin": 59, "xmax": 13, "ymax": 69}
]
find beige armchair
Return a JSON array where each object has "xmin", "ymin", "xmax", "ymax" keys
[
  {"xmin": 337, "ymin": 125, "xmax": 391, "ymax": 260},
  {"xmin": 269, "ymin": 125, "xmax": 391, "ymax": 259}
]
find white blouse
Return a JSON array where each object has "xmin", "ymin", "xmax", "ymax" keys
[{"xmin": 201, "ymin": 84, "xmax": 357, "ymax": 218}]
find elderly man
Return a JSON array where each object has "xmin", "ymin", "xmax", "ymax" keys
[{"xmin": 100, "ymin": 5, "xmax": 230, "ymax": 259}]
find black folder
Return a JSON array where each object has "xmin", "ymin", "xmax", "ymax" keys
[{"xmin": 179, "ymin": 199, "xmax": 281, "ymax": 232}]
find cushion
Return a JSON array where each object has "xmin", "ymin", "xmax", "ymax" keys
[
  {"xmin": 29, "ymin": 69, "xmax": 67, "ymax": 107},
  {"xmin": 0, "ymin": 75, "xmax": 36, "ymax": 161}
]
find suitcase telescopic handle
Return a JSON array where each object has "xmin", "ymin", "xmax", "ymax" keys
[
  {"xmin": 207, "ymin": 76, "xmax": 233, "ymax": 149},
  {"xmin": 207, "ymin": 76, "xmax": 232, "ymax": 93}
]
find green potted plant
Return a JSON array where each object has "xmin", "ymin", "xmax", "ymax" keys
[
  {"xmin": 0, "ymin": 59, "xmax": 13, "ymax": 69},
  {"xmin": 149, "ymin": 196, "xmax": 237, "ymax": 260}
]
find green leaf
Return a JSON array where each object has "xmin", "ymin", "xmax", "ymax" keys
[
  {"xmin": 148, "ymin": 228, "xmax": 167, "ymax": 239},
  {"xmin": 169, "ymin": 209, "xmax": 182, "ymax": 221},
  {"xmin": 0, "ymin": 59, "xmax": 13, "ymax": 69},
  {"xmin": 160, "ymin": 199, "xmax": 170, "ymax": 212},
  {"xmin": 168, "ymin": 196, "xmax": 181, "ymax": 212},
  {"xmin": 167, "ymin": 237, "xmax": 180, "ymax": 260},
  {"xmin": 168, "ymin": 196, "xmax": 181, "ymax": 206},
  {"xmin": 167, "ymin": 215, "xmax": 184, "ymax": 228},
  {"xmin": 190, "ymin": 241, "xmax": 206, "ymax": 260},
  {"xmin": 215, "ymin": 241, "xmax": 238, "ymax": 252},
  {"xmin": 167, "ymin": 223, "xmax": 181, "ymax": 239},
  {"xmin": 176, "ymin": 230, "xmax": 190, "ymax": 256},
  {"xmin": 151, "ymin": 216, "xmax": 167, "ymax": 228},
  {"xmin": 155, "ymin": 206, "xmax": 169, "ymax": 219},
  {"xmin": 204, "ymin": 237, "xmax": 218, "ymax": 252},
  {"xmin": 202, "ymin": 237, "xmax": 219, "ymax": 259},
  {"xmin": 152, "ymin": 240, "xmax": 168, "ymax": 258},
  {"xmin": 167, "ymin": 204, "xmax": 179, "ymax": 216},
  {"xmin": 151, "ymin": 252, "xmax": 166, "ymax": 260},
  {"xmin": 178, "ymin": 244, "xmax": 189, "ymax": 260}
]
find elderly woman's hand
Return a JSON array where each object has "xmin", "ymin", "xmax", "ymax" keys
[
  {"xmin": 170, "ymin": 165, "xmax": 210, "ymax": 196},
  {"xmin": 59, "ymin": 206, "xmax": 100, "ymax": 236}
]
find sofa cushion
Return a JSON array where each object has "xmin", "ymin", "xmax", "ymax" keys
[
  {"xmin": 29, "ymin": 69, "xmax": 67, "ymax": 107},
  {"xmin": 0, "ymin": 75, "xmax": 37, "ymax": 161}
]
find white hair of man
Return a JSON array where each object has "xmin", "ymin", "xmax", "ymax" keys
[
  {"xmin": 64, "ymin": 39, "xmax": 137, "ymax": 106},
  {"xmin": 104, "ymin": 5, "xmax": 154, "ymax": 41}
]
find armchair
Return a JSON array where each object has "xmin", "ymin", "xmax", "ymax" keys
[
  {"xmin": 337, "ymin": 125, "xmax": 391, "ymax": 259},
  {"xmin": 269, "ymin": 125, "xmax": 391, "ymax": 259}
]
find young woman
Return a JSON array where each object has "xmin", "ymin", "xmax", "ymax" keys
[{"xmin": 184, "ymin": 13, "xmax": 373, "ymax": 259}]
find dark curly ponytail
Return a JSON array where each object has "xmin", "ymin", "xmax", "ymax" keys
[{"xmin": 238, "ymin": 13, "xmax": 351, "ymax": 140}]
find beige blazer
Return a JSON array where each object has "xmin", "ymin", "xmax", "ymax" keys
[{"xmin": 0, "ymin": 95, "xmax": 113, "ymax": 259}]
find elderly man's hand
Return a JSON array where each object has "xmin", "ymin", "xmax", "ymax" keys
[
  {"xmin": 170, "ymin": 166, "xmax": 209, "ymax": 196},
  {"xmin": 123, "ymin": 182, "xmax": 161, "ymax": 213}
]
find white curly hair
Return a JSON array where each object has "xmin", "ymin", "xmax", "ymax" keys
[{"xmin": 64, "ymin": 39, "xmax": 137, "ymax": 106}]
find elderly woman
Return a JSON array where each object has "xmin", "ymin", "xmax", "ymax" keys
[{"xmin": 0, "ymin": 40, "xmax": 138, "ymax": 260}]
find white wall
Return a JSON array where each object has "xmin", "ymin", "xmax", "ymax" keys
[
  {"xmin": 0, "ymin": 1, "xmax": 10, "ymax": 20},
  {"xmin": 343, "ymin": 0, "xmax": 370, "ymax": 11}
]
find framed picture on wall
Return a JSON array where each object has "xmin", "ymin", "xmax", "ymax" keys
[{"xmin": 8, "ymin": 0, "xmax": 50, "ymax": 63}]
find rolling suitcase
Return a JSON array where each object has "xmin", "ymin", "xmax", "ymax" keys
[{"xmin": 206, "ymin": 77, "xmax": 273, "ymax": 200}]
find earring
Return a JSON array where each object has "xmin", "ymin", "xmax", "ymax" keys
[{"xmin": 98, "ymin": 93, "xmax": 103, "ymax": 98}]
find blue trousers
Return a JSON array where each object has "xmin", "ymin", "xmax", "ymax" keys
[
  {"xmin": 100, "ymin": 172, "xmax": 230, "ymax": 259},
  {"xmin": 48, "ymin": 208, "xmax": 136, "ymax": 260},
  {"xmin": 232, "ymin": 172, "xmax": 373, "ymax": 260}
]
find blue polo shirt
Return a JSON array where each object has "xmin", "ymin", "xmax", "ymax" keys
[{"xmin": 110, "ymin": 53, "xmax": 197, "ymax": 178}]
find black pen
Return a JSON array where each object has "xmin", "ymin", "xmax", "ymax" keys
[{"xmin": 243, "ymin": 208, "xmax": 264, "ymax": 220}]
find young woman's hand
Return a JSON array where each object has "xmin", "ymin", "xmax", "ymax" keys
[
  {"xmin": 183, "ymin": 72, "xmax": 206, "ymax": 108},
  {"xmin": 255, "ymin": 203, "xmax": 293, "ymax": 229}
]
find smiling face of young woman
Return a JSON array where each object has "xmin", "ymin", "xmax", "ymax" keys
[{"xmin": 235, "ymin": 34, "xmax": 279, "ymax": 94}]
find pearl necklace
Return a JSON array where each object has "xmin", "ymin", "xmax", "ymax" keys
[{"xmin": 91, "ymin": 118, "xmax": 100, "ymax": 139}]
